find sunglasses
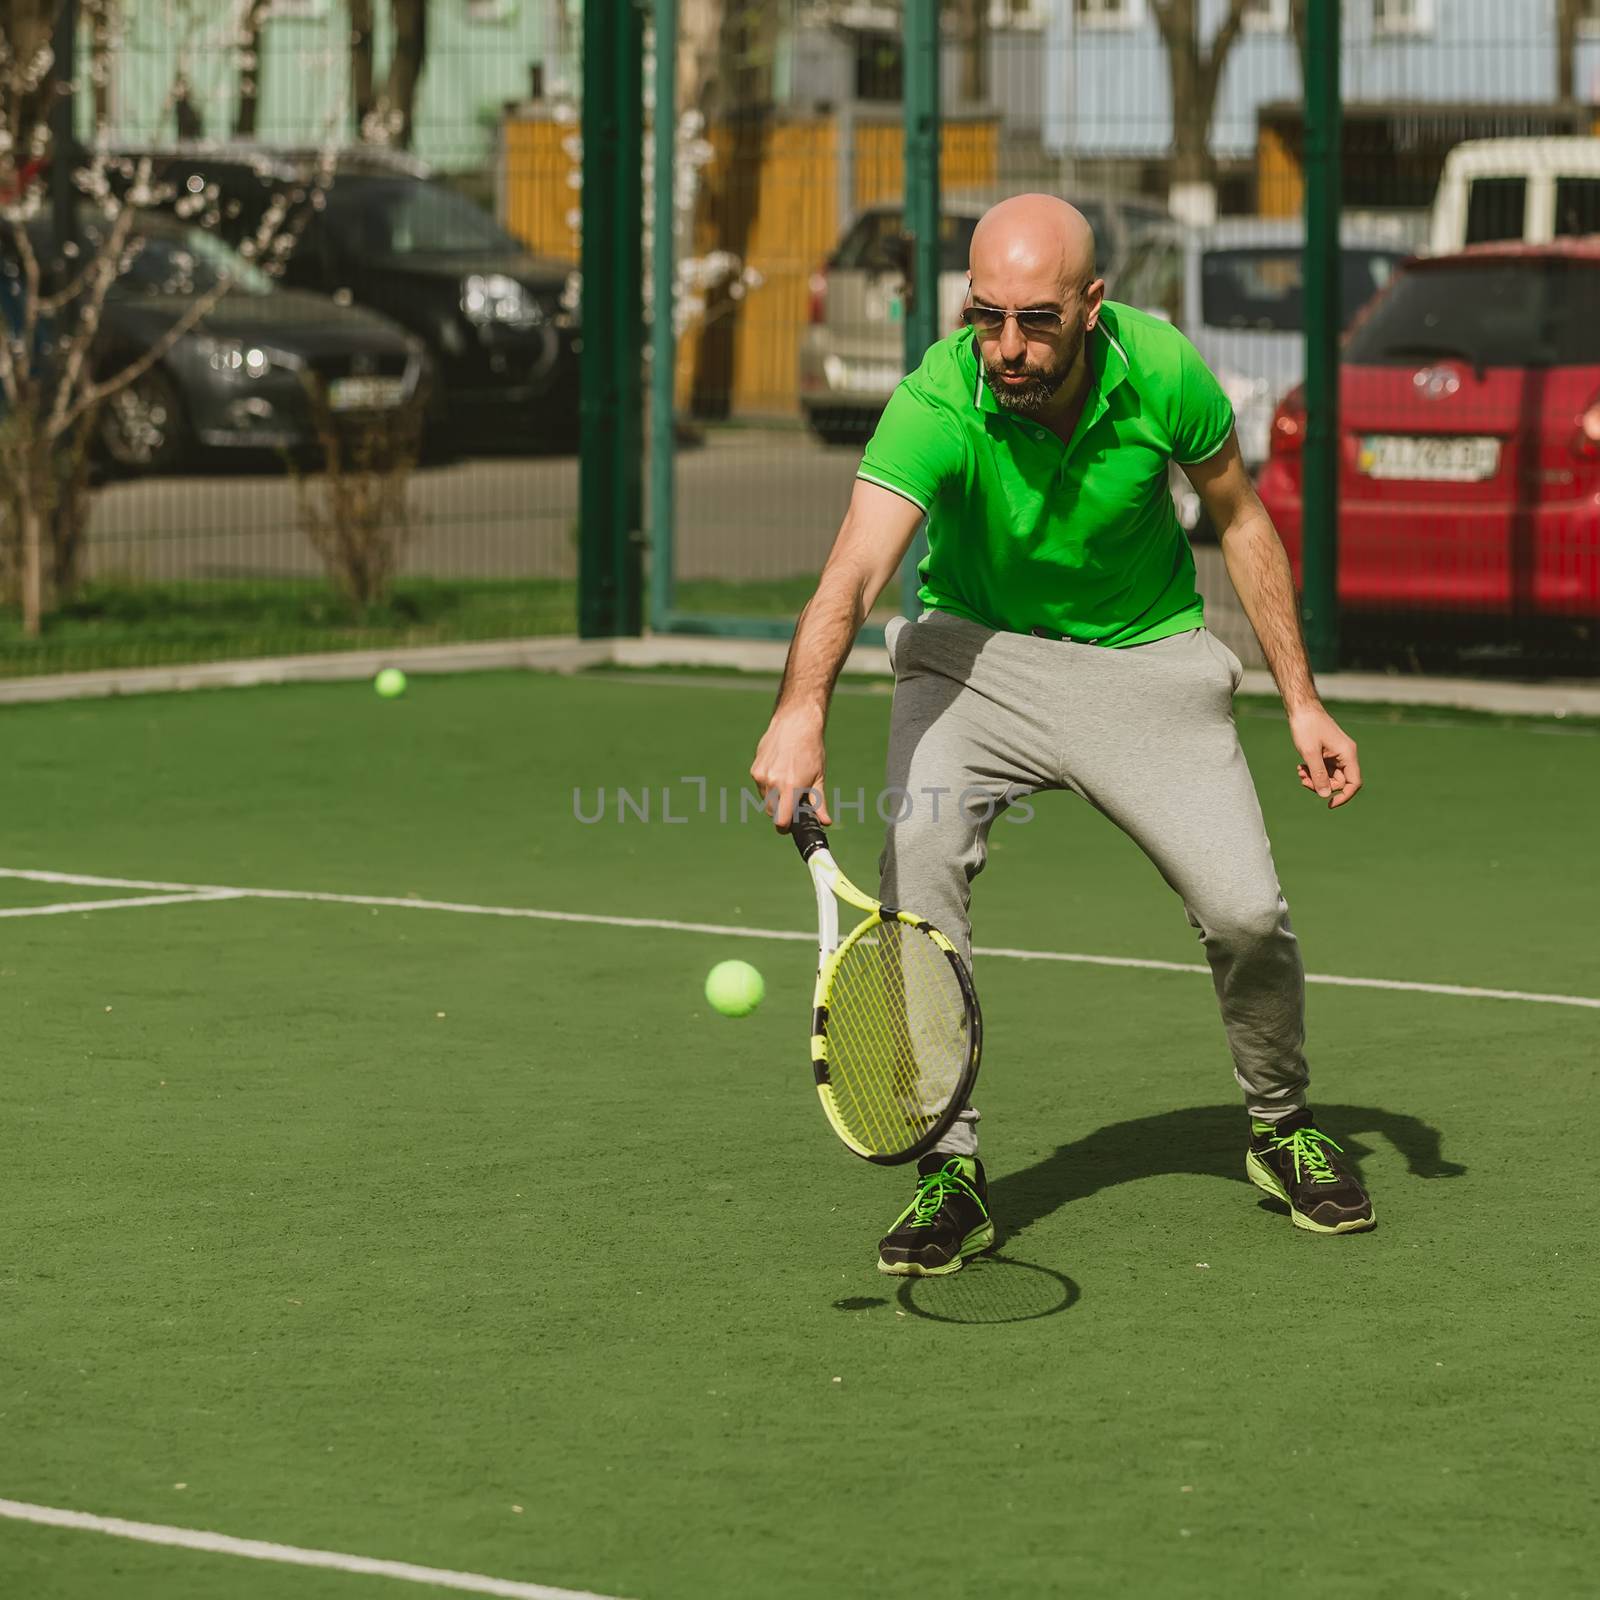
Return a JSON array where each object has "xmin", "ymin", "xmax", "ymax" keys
[{"xmin": 961, "ymin": 304, "xmax": 1068, "ymax": 337}]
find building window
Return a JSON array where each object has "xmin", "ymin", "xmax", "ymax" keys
[
  {"xmin": 1578, "ymin": 0, "xmax": 1600, "ymax": 37},
  {"xmin": 1373, "ymin": 0, "xmax": 1435, "ymax": 38},
  {"xmin": 466, "ymin": 0, "xmax": 517, "ymax": 20},
  {"xmin": 854, "ymin": 31, "xmax": 903, "ymax": 102},
  {"xmin": 1243, "ymin": 0, "xmax": 1289, "ymax": 32},
  {"xmin": 987, "ymin": 0, "xmax": 1051, "ymax": 26},
  {"xmin": 1077, "ymin": 0, "xmax": 1145, "ymax": 31}
]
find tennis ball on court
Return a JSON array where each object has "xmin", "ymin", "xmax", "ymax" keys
[
  {"xmin": 373, "ymin": 667, "xmax": 407, "ymax": 699},
  {"xmin": 706, "ymin": 959, "xmax": 764, "ymax": 1018}
]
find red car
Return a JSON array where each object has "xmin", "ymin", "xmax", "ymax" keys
[{"xmin": 1257, "ymin": 241, "xmax": 1600, "ymax": 642}]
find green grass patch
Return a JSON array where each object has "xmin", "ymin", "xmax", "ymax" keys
[
  {"xmin": 670, "ymin": 576, "xmax": 813, "ymax": 618},
  {"xmin": 0, "ymin": 576, "xmax": 862, "ymax": 678},
  {"xmin": 0, "ymin": 578, "xmax": 578, "ymax": 678}
]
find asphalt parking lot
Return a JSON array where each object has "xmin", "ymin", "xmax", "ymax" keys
[{"xmin": 84, "ymin": 424, "xmax": 1262, "ymax": 662}]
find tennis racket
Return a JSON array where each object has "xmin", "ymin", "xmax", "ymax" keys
[{"xmin": 789, "ymin": 800, "xmax": 982, "ymax": 1164}]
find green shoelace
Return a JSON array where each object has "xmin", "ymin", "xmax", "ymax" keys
[
  {"xmin": 1266, "ymin": 1127, "xmax": 1345, "ymax": 1186},
  {"xmin": 908, "ymin": 1162, "xmax": 980, "ymax": 1228}
]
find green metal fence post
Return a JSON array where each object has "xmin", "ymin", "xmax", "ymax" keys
[
  {"xmin": 612, "ymin": 0, "xmax": 646, "ymax": 636},
  {"xmin": 578, "ymin": 0, "xmax": 645, "ymax": 638},
  {"xmin": 648, "ymin": 0, "xmax": 678, "ymax": 631},
  {"xmin": 578, "ymin": 0, "xmax": 617, "ymax": 638},
  {"xmin": 900, "ymin": 0, "xmax": 940, "ymax": 620},
  {"xmin": 1301, "ymin": 0, "xmax": 1342, "ymax": 672}
]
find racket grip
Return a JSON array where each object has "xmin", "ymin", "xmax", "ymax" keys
[{"xmin": 790, "ymin": 799, "xmax": 830, "ymax": 861}]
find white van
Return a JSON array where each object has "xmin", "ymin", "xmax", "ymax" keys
[{"xmin": 1428, "ymin": 137, "xmax": 1600, "ymax": 255}]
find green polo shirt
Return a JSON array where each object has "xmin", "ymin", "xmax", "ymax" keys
[{"xmin": 856, "ymin": 302, "xmax": 1234, "ymax": 647}]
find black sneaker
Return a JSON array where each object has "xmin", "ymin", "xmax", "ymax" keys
[
  {"xmin": 877, "ymin": 1153, "xmax": 995, "ymax": 1277},
  {"xmin": 1247, "ymin": 1112, "xmax": 1376, "ymax": 1234}
]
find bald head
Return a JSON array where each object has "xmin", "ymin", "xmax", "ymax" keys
[
  {"xmin": 964, "ymin": 194, "xmax": 1105, "ymax": 420},
  {"xmin": 968, "ymin": 194, "xmax": 1097, "ymax": 303}
]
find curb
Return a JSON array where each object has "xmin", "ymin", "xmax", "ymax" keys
[
  {"xmin": 619, "ymin": 635, "xmax": 1600, "ymax": 719},
  {"xmin": 1, "ymin": 631, "xmax": 1596, "ymax": 720},
  {"xmin": 0, "ymin": 637, "xmax": 610, "ymax": 705}
]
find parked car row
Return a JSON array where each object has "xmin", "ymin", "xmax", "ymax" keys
[{"xmin": 19, "ymin": 143, "xmax": 580, "ymax": 473}]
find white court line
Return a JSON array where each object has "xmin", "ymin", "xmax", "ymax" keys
[
  {"xmin": 0, "ymin": 1499, "xmax": 628, "ymax": 1600},
  {"xmin": 0, "ymin": 890, "xmax": 241, "ymax": 919},
  {"xmin": 976, "ymin": 943, "xmax": 1600, "ymax": 1009},
  {"xmin": 2, "ymin": 866, "xmax": 1597, "ymax": 1012}
]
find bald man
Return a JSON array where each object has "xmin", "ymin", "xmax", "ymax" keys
[{"xmin": 752, "ymin": 194, "xmax": 1374, "ymax": 1274}]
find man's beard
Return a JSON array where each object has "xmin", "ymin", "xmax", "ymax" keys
[{"xmin": 981, "ymin": 313, "xmax": 1087, "ymax": 414}]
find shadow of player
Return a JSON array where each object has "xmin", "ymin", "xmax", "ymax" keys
[{"xmin": 988, "ymin": 1101, "xmax": 1465, "ymax": 1245}]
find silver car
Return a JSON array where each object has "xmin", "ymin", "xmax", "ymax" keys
[
  {"xmin": 798, "ymin": 193, "xmax": 1168, "ymax": 444},
  {"xmin": 1110, "ymin": 216, "xmax": 1413, "ymax": 472}
]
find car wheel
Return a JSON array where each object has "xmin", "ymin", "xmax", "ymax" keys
[
  {"xmin": 805, "ymin": 407, "xmax": 876, "ymax": 448},
  {"xmin": 99, "ymin": 367, "xmax": 190, "ymax": 473}
]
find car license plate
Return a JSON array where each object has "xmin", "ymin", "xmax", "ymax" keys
[
  {"xmin": 844, "ymin": 362, "xmax": 901, "ymax": 395},
  {"xmin": 328, "ymin": 375, "xmax": 405, "ymax": 412},
  {"xmin": 1358, "ymin": 435, "xmax": 1499, "ymax": 483}
]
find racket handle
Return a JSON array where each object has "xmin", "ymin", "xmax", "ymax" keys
[{"xmin": 791, "ymin": 798, "xmax": 830, "ymax": 861}]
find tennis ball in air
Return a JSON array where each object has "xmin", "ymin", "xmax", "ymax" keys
[
  {"xmin": 706, "ymin": 959, "xmax": 764, "ymax": 1018},
  {"xmin": 373, "ymin": 667, "xmax": 407, "ymax": 699}
]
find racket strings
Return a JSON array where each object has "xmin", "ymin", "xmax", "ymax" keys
[{"xmin": 824, "ymin": 919, "xmax": 970, "ymax": 1156}]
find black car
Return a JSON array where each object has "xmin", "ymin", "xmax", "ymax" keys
[
  {"xmin": 126, "ymin": 144, "xmax": 580, "ymax": 448},
  {"xmin": 17, "ymin": 213, "xmax": 426, "ymax": 472}
]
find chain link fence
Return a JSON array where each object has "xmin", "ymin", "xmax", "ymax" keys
[
  {"xmin": 1, "ymin": 0, "xmax": 582, "ymax": 678},
  {"xmin": 619, "ymin": 0, "xmax": 1600, "ymax": 678},
  {"xmin": 4, "ymin": 3, "xmax": 1598, "ymax": 680}
]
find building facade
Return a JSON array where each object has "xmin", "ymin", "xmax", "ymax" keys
[
  {"xmin": 780, "ymin": 1, "xmax": 1600, "ymax": 212},
  {"xmin": 97, "ymin": 1, "xmax": 569, "ymax": 172}
]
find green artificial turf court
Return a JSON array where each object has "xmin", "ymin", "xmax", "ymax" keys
[{"xmin": 1, "ymin": 668, "xmax": 1597, "ymax": 1599}]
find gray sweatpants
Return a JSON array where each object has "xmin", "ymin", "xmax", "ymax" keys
[{"xmin": 879, "ymin": 609, "xmax": 1309, "ymax": 1157}]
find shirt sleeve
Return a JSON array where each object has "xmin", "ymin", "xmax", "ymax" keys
[
  {"xmin": 1170, "ymin": 331, "xmax": 1235, "ymax": 465},
  {"xmin": 856, "ymin": 380, "xmax": 965, "ymax": 514}
]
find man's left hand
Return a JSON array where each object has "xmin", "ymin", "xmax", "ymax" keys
[{"xmin": 1289, "ymin": 705, "xmax": 1362, "ymax": 809}]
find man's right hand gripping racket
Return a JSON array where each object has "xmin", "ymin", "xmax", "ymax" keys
[{"xmin": 789, "ymin": 799, "xmax": 982, "ymax": 1164}]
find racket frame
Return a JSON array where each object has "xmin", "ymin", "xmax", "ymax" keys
[{"xmin": 800, "ymin": 837, "xmax": 982, "ymax": 1165}]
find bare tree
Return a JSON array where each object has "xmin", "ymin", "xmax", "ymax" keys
[
  {"xmin": 677, "ymin": 0, "xmax": 723, "ymax": 115},
  {"xmin": 1288, "ymin": 0, "xmax": 1309, "ymax": 80},
  {"xmin": 233, "ymin": 0, "xmax": 269, "ymax": 138},
  {"xmin": 86, "ymin": 0, "xmax": 116, "ymax": 132},
  {"xmin": 954, "ymin": 0, "xmax": 988, "ymax": 104},
  {"xmin": 659, "ymin": 1, "xmax": 763, "ymax": 341},
  {"xmin": 173, "ymin": 69, "xmax": 204, "ymax": 139},
  {"xmin": 385, "ymin": 0, "xmax": 429, "ymax": 150},
  {"xmin": 719, "ymin": 0, "xmax": 783, "ymax": 111},
  {"xmin": 351, "ymin": 0, "xmax": 429, "ymax": 149},
  {"xmin": 4, "ymin": 0, "xmax": 56, "ymax": 146},
  {"xmin": 0, "ymin": 15, "xmax": 334, "ymax": 636},
  {"xmin": 1556, "ymin": 0, "xmax": 1585, "ymax": 103},
  {"xmin": 686, "ymin": 0, "xmax": 782, "ymax": 414},
  {"xmin": 1151, "ymin": 0, "xmax": 1253, "ymax": 224},
  {"xmin": 349, "ymin": 0, "xmax": 376, "ymax": 133}
]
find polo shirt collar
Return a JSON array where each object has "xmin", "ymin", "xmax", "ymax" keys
[{"xmin": 961, "ymin": 314, "xmax": 1133, "ymax": 423}]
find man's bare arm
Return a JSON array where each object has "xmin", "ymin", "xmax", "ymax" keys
[
  {"xmin": 751, "ymin": 480, "xmax": 925, "ymax": 828},
  {"xmin": 1183, "ymin": 436, "xmax": 1363, "ymax": 808},
  {"xmin": 1184, "ymin": 436, "xmax": 1317, "ymax": 711}
]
